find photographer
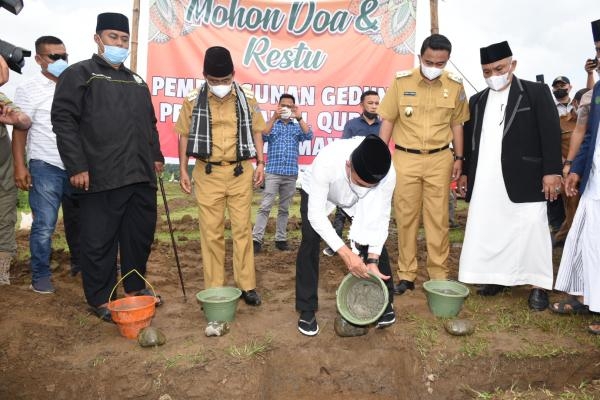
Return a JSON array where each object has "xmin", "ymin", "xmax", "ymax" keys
[{"xmin": 0, "ymin": 55, "xmax": 31, "ymax": 285}]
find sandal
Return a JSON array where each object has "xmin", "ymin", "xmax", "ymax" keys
[
  {"xmin": 587, "ymin": 321, "xmax": 600, "ymax": 335},
  {"xmin": 133, "ymin": 288, "xmax": 163, "ymax": 307},
  {"xmin": 549, "ymin": 296, "xmax": 589, "ymax": 315},
  {"xmin": 88, "ymin": 305, "xmax": 114, "ymax": 323}
]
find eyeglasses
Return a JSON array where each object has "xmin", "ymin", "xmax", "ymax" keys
[{"xmin": 40, "ymin": 53, "xmax": 68, "ymax": 61}]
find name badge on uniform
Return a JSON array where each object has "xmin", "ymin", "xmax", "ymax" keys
[{"xmin": 403, "ymin": 91, "xmax": 416, "ymax": 96}]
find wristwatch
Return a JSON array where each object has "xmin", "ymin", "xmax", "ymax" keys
[
  {"xmin": 563, "ymin": 159, "xmax": 573, "ymax": 166},
  {"xmin": 454, "ymin": 155, "xmax": 465, "ymax": 161},
  {"xmin": 366, "ymin": 258, "xmax": 379, "ymax": 266}
]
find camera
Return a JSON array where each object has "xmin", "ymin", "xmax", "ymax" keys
[
  {"xmin": 588, "ymin": 58, "xmax": 599, "ymax": 69},
  {"xmin": 0, "ymin": 0, "xmax": 23, "ymax": 15},
  {"xmin": 0, "ymin": 39, "xmax": 31, "ymax": 74}
]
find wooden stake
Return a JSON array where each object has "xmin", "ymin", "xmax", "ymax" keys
[
  {"xmin": 430, "ymin": 0, "xmax": 439, "ymax": 34},
  {"xmin": 130, "ymin": 0, "xmax": 140, "ymax": 73}
]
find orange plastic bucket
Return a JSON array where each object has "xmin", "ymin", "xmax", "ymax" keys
[
  {"xmin": 106, "ymin": 269, "xmax": 158, "ymax": 339},
  {"xmin": 108, "ymin": 296, "xmax": 156, "ymax": 339}
]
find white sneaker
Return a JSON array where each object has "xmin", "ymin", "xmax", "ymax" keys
[{"xmin": 322, "ymin": 247, "xmax": 335, "ymax": 257}]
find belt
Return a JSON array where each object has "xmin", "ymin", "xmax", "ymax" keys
[
  {"xmin": 394, "ymin": 144, "xmax": 450, "ymax": 155},
  {"xmin": 198, "ymin": 159, "xmax": 238, "ymax": 166}
]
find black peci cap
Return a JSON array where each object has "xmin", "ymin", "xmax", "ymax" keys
[
  {"xmin": 480, "ymin": 41, "xmax": 512, "ymax": 64},
  {"xmin": 96, "ymin": 12, "xmax": 129, "ymax": 34},
  {"xmin": 552, "ymin": 76, "xmax": 570, "ymax": 86},
  {"xmin": 204, "ymin": 46, "xmax": 234, "ymax": 78},
  {"xmin": 350, "ymin": 135, "xmax": 391, "ymax": 184}
]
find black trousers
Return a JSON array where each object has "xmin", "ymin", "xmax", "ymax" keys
[
  {"xmin": 295, "ymin": 190, "xmax": 394, "ymax": 312},
  {"xmin": 332, "ymin": 207, "xmax": 346, "ymax": 238},
  {"xmin": 79, "ymin": 183, "xmax": 157, "ymax": 307},
  {"xmin": 547, "ymin": 198, "xmax": 565, "ymax": 232},
  {"xmin": 61, "ymin": 193, "xmax": 80, "ymax": 267}
]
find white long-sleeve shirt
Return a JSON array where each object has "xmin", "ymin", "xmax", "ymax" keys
[{"xmin": 301, "ymin": 136, "xmax": 395, "ymax": 255}]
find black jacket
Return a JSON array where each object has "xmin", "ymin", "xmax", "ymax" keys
[
  {"xmin": 462, "ymin": 77, "xmax": 561, "ymax": 203},
  {"xmin": 51, "ymin": 54, "xmax": 164, "ymax": 193}
]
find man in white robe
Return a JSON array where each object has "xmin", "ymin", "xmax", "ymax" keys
[{"xmin": 457, "ymin": 41, "xmax": 562, "ymax": 311}]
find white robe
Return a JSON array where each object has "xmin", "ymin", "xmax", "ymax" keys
[
  {"xmin": 555, "ymin": 122, "xmax": 600, "ymax": 312},
  {"xmin": 458, "ymin": 87, "xmax": 553, "ymax": 289}
]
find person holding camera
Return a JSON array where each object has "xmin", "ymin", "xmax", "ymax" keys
[
  {"xmin": 11, "ymin": 36, "xmax": 81, "ymax": 294},
  {"xmin": 0, "ymin": 55, "xmax": 32, "ymax": 285},
  {"xmin": 252, "ymin": 93, "xmax": 312, "ymax": 254}
]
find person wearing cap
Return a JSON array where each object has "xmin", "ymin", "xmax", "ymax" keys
[
  {"xmin": 175, "ymin": 46, "xmax": 266, "ymax": 306},
  {"xmin": 457, "ymin": 41, "xmax": 562, "ymax": 311},
  {"xmin": 51, "ymin": 12, "xmax": 165, "ymax": 322},
  {"xmin": 584, "ymin": 19, "xmax": 600, "ymax": 89},
  {"xmin": 295, "ymin": 135, "xmax": 396, "ymax": 336},
  {"xmin": 551, "ymin": 19, "xmax": 600, "ymax": 334},
  {"xmin": 12, "ymin": 36, "xmax": 81, "ymax": 295},
  {"xmin": 378, "ymin": 34, "xmax": 469, "ymax": 296},
  {"xmin": 0, "ymin": 55, "xmax": 32, "ymax": 285}
]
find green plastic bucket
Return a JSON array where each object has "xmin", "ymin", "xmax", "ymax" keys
[
  {"xmin": 336, "ymin": 273, "xmax": 389, "ymax": 326},
  {"xmin": 423, "ymin": 280, "xmax": 469, "ymax": 318},
  {"xmin": 196, "ymin": 287, "xmax": 242, "ymax": 322}
]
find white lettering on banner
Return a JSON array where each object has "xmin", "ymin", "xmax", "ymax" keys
[
  {"xmin": 159, "ymin": 102, "xmax": 183, "ymax": 123},
  {"xmin": 321, "ymin": 86, "xmax": 387, "ymax": 106},
  {"xmin": 243, "ymin": 37, "xmax": 327, "ymax": 74},
  {"xmin": 317, "ymin": 111, "xmax": 361, "ymax": 134},
  {"xmin": 250, "ymin": 84, "xmax": 315, "ymax": 105},
  {"xmin": 151, "ymin": 76, "xmax": 204, "ymax": 97}
]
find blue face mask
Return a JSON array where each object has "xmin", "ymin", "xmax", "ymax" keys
[
  {"xmin": 46, "ymin": 59, "xmax": 68, "ymax": 78},
  {"xmin": 102, "ymin": 45, "xmax": 129, "ymax": 65}
]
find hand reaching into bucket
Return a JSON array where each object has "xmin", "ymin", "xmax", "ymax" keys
[{"xmin": 366, "ymin": 261, "xmax": 391, "ymax": 281}]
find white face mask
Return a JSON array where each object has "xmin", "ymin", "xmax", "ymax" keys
[
  {"xmin": 485, "ymin": 65, "xmax": 513, "ymax": 91},
  {"xmin": 421, "ymin": 64, "xmax": 443, "ymax": 80},
  {"xmin": 280, "ymin": 107, "xmax": 291, "ymax": 120},
  {"xmin": 209, "ymin": 84, "xmax": 232, "ymax": 98},
  {"xmin": 346, "ymin": 172, "xmax": 371, "ymax": 199}
]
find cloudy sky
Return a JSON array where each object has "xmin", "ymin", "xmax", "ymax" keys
[{"xmin": 0, "ymin": 0, "xmax": 597, "ymax": 100}]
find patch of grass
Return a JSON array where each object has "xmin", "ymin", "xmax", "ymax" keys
[
  {"xmin": 154, "ymin": 230, "xmax": 201, "ymax": 243},
  {"xmin": 460, "ymin": 337, "xmax": 489, "ymax": 359},
  {"xmin": 448, "ymin": 228, "xmax": 464, "ymax": 244},
  {"xmin": 502, "ymin": 342, "xmax": 579, "ymax": 359},
  {"xmin": 226, "ymin": 334, "xmax": 273, "ymax": 360},
  {"xmin": 90, "ymin": 356, "xmax": 106, "ymax": 367},
  {"xmin": 415, "ymin": 321, "xmax": 439, "ymax": 357},
  {"xmin": 463, "ymin": 294, "xmax": 484, "ymax": 314},
  {"xmin": 463, "ymin": 382, "xmax": 600, "ymax": 399}
]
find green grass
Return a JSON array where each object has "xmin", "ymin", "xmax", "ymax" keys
[{"xmin": 226, "ymin": 334, "xmax": 273, "ymax": 360}]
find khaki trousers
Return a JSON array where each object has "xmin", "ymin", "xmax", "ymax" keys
[
  {"xmin": 393, "ymin": 149, "xmax": 453, "ymax": 281},
  {"xmin": 193, "ymin": 160, "xmax": 256, "ymax": 290},
  {"xmin": 554, "ymin": 131, "xmax": 580, "ymax": 243}
]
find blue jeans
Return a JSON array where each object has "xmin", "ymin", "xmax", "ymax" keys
[{"xmin": 28, "ymin": 160, "xmax": 76, "ymax": 283}]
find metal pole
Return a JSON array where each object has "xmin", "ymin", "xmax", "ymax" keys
[
  {"xmin": 130, "ymin": 0, "xmax": 140, "ymax": 72},
  {"xmin": 158, "ymin": 175, "xmax": 187, "ymax": 301},
  {"xmin": 430, "ymin": 0, "xmax": 439, "ymax": 34}
]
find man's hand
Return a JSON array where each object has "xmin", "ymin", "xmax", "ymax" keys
[
  {"xmin": 154, "ymin": 161, "xmax": 164, "ymax": 174},
  {"xmin": 179, "ymin": 168, "xmax": 192, "ymax": 194},
  {"xmin": 70, "ymin": 171, "xmax": 89, "ymax": 191},
  {"xmin": 13, "ymin": 162, "xmax": 31, "ymax": 190},
  {"xmin": 451, "ymin": 160, "xmax": 462, "ymax": 181},
  {"xmin": 253, "ymin": 164, "xmax": 265, "ymax": 188},
  {"xmin": 366, "ymin": 261, "xmax": 391, "ymax": 281},
  {"xmin": 565, "ymin": 173, "xmax": 580, "ymax": 197},
  {"xmin": 585, "ymin": 58, "xmax": 598, "ymax": 75},
  {"xmin": 542, "ymin": 174, "xmax": 562, "ymax": 202},
  {"xmin": 457, "ymin": 175, "xmax": 468, "ymax": 198}
]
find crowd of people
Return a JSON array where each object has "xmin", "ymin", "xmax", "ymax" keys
[{"xmin": 1, "ymin": 11, "xmax": 599, "ymax": 337}]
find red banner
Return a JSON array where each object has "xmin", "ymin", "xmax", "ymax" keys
[{"xmin": 147, "ymin": 0, "xmax": 417, "ymax": 164}]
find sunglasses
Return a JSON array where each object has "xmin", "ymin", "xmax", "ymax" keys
[{"xmin": 41, "ymin": 53, "xmax": 68, "ymax": 61}]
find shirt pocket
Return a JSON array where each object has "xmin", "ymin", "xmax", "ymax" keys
[
  {"xmin": 435, "ymin": 97, "xmax": 456, "ymax": 125},
  {"xmin": 398, "ymin": 96, "xmax": 418, "ymax": 120}
]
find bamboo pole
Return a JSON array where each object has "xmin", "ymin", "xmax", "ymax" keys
[
  {"xmin": 429, "ymin": 0, "xmax": 439, "ymax": 34},
  {"xmin": 130, "ymin": 0, "xmax": 140, "ymax": 72}
]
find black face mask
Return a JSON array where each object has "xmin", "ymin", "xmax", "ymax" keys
[
  {"xmin": 553, "ymin": 88, "xmax": 569, "ymax": 100},
  {"xmin": 363, "ymin": 111, "xmax": 378, "ymax": 120}
]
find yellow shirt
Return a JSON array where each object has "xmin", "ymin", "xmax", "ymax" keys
[
  {"xmin": 175, "ymin": 86, "xmax": 266, "ymax": 162},
  {"xmin": 378, "ymin": 68, "xmax": 470, "ymax": 149}
]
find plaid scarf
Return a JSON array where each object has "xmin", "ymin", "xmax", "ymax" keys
[{"xmin": 186, "ymin": 82, "xmax": 256, "ymax": 160}]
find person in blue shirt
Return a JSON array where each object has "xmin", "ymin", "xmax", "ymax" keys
[
  {"xmin": 253, "ymin": 94, "xmax": 313, "ymax": 252},
  {"xmin": 323, "ymin": 90, "xmax": 381, "ymax": 256}
]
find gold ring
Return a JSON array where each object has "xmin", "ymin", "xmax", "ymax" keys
[{"xmin": 555, "ymin": 187, "xmax": 560, "ymax": 193}]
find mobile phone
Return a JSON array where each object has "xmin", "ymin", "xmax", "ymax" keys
[
  {"xmin": 588, "ymin": 58, "xmax": 599, "ymax": 68},
  {"xmin": 535, "ymin": 74, "xmax": 544, "ymax": 84}
]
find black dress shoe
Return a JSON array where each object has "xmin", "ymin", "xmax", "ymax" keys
[
  {"xmin": 528, "ymin": 288, "xmax": 549, "ymax": 311},
  {"xmin": 393, "ymin": 280, "xmax": 415, "ymax": 295},
  {"xmin": 275, "ymin": 241, "xmax": 289, "ymax": 251},
  {"xmin": 253, "ymin": 240, "xmax": 262, "ymax": 254},
  {"xmin": 241, "ymin": 289, "xmax": 262, "ymax": 306},
  {"xmin": 476, "ymin": 284, "xmax": 508, "ymax": 297}
]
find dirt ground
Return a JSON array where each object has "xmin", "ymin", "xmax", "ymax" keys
[{"xmin": 1, "ymin": 186, "xmax": 600, "ymax": 400}]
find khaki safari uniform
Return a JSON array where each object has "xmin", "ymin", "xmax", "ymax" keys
[
  {"xmin": 176, "ymin": 86, "xmax": 266, "ymax": 290},
  {"xmin": 554, "ymin": 103, "xmax": 579, "ymax": 243},
  {"xmin": 378, "ymin": 68, "xmax": 469, "ymax": 281},
  {"xmin": 0, "ymin": 92, "xmax": 17, "ymax": 256}
]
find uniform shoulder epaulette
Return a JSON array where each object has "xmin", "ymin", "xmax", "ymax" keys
[
  {"xmin": 447, "ymin": 72, "xmax": 463, "ymax": 84},
  {"xmin": 186, "ymin": 88, "xmax": 199, "ymax": 101},
  {"xmin": 395, "ymin": 70, "xmax": 412, "ymax": 79},
  {"xmin": 241, "ymin": 83, "xmax": 254, "ymax": 99}
]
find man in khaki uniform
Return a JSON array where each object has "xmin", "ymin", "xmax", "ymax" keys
[
  {"xmin": 378, "ymin": 34, "xmax": 469, "ymax": 294},
  {"xmin": 176, "ymin": 46, "xmax": 266, "ymax": 306}
]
